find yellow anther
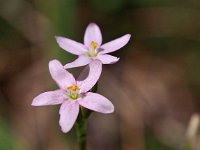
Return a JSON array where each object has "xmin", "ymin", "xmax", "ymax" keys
[
  {"xmin": 90, "ymin": 41, "xmax": 98, "ymax": 50},
  {"xmin": 67, "ymin": 85, "xmax": 80, "ymax": 91}
]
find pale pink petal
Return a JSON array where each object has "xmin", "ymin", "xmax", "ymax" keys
[
  {"xmin": 84, "ymin": 23, "xmax": 102, "ymax": 47},
  {"xmin": 64, "ymin": 55, "xmax": 91, "ymax": 69},
  {"xmin": 77, "ymin": 60, "xmax": 102, "ymax": 93},
  {"xmin": 100, "ymin": 34, "xmax": 131, "ymax": 54},
  {"xmin": 49, "ymin": 60, "xmax": 76, "ymax": 89},
  {"xmin": 78, "ymin": 92, "xmax": 114, "ymax": 114},
  {"xmin": 77, "ymin": 65, "xmax": 89, "ymax": 81},
  {"xmin": 55, "ymin": 36, "xmax": 87, "ymax": 55},
  {"xmin": 97, "ymin": 54, "xmax": 119, "ymax": 64},
  {"xmin": 59, "ymin": 101, "xmax": 79, "ymax": 133},
  {"xmin": 32, "ymin": 90, "xmax": 66, "ymax": 106}
]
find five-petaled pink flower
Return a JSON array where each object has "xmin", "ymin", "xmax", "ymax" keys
[
  {"xmin": 32, "ymin": 59, "xmax": 114, "ymax": 133},
  {"xmin": 55, "ymin": 23, "xmax": 131, "ymax": 69}
]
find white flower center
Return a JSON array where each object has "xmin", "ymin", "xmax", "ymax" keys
[
  {"xmin": 67, "ymin": 85, "xmax": 81, "ymax": 100},
  {"xmin": 88, "ymin": 41, "xmax": 99, "ymax": 57}
]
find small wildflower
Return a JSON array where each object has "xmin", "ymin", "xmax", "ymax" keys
[
  {"xmin": 55, "ymin": 23, "xmax": 131, "ymax": 69},
  {"xmin": 32, "ymin": 60, "xmax": 114, "ymax": 133}
]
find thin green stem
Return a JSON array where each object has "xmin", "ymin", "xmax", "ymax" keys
[
  {"xmin": 75, "ymin": 82, "xmax": 98, "ymax": 150},
  {"xmin": 75, "ymin": 116, "xmax": 86, "ymax": 150}
]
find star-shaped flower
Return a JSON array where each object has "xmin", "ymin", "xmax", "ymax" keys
[
  {"xmin": 55, "ymin": 23, "xmax": 131, "ymax": 69},
  {"xmin": 32, "ymin": 59, "xmax": 114, "ymax": 133}
]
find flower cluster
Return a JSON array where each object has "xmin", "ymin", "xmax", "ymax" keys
[{"xmin": 32, "ymin": 23, "xmax": 131, "ymax": 133}]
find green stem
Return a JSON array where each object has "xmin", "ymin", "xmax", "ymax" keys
[
  {"xmin": 75, "ymin": 107, "xmax": 87, "ymax": 150},
  {"xmin": 75, "ymin": 82, "xmax": 98, "ymax": 150}
]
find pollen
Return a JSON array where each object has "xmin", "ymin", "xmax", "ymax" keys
[
  {"xmin": 90, "ymin": 41, "xmax": 98, "ymax": 50},
  {"xmin": 67, "ymin": 85, "xmax": 81, "ymax": 100},
  {"xmin": 67, "ymin": 85, "xmax": 80, "ymax": 91}
]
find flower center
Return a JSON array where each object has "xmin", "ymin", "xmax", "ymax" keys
[
  {"xmin": 67, "ymin": 85, "xmax": 81, "ymax": 100},
  {"xmin": 91, "ymin": 41, "xmax": 98, "ymax": 49},
  {"xmin": 88, "ymin": 41, "xmax": 99, "ymax": 57}
]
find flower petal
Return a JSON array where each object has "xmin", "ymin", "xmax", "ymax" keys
[
  {"xmin": 59, "ymin": 101, "xmax": 79, "ymax": 133},
  {"xmin": 32, "ymin": 90, "xmax": 66, "ymax": 106},
  {"xmin": 100, "ymin": 34, "xmax": 131, "ymax": 54},
  {"xmin": 55, "ymin": 36, "xmax": 87, "ymax": 55},
  {"xmin": 49, "ymin": 60, "xmax": 76, "ymax": 89},
  {"xmin": 97, "ymin": 54, "xmax": 119, "ymax": 64},
  {"xmin": 84, "ymin": 23, "xmax": 102, "ymax": 47},
  {"xmin": 77, "ymin": 60, "xmax": 102, "ymax": 93},
  {"xmin": 77, "ymin": 65, "xmax": 89, "ymax": 81},
  {"xmin": 64, "ymin": 55, "xmax": 91, "ymax": 69},
  {"xmin": 78, "ymin": 92, "xmax": 114, "ymax": 114}
]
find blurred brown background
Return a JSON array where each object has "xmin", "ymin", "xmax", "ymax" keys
[{"xmin": 0, "ymin": 0, "xmax": 200, "ymax": 150}]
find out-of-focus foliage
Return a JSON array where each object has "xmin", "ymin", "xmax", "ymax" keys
[
  {"xmin": 0, "ymin": 118, "xmax": 20, "ymax": 150},
  {"xmin": 0, "ymin": 0, "xmax": 200, "ymax": 149}
]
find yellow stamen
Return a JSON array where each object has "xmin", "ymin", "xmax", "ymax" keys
[
  {"xmin": 90, "ymin": 41, "xmax": 98, "ymax": 50},
  {"xmin": 67, "ymin": 85, "xmax": 80, "ymax": 91}
]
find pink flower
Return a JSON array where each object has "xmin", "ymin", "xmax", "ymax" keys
[
  {"xmin": 55, "ymin": 23, "xmax": 131, "ymax": 69},
  {"xmin": 32, "ymin": 59, "xmax": 114, "ymax": 133}
]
